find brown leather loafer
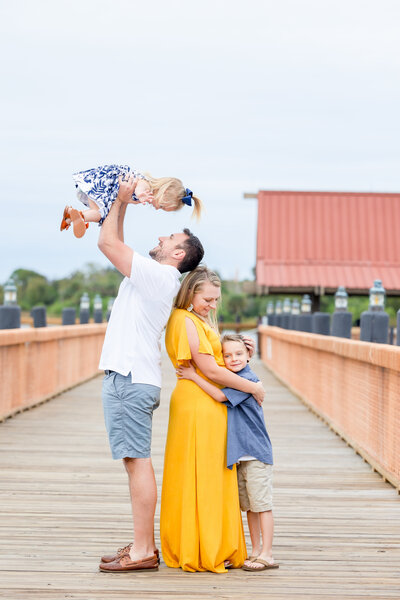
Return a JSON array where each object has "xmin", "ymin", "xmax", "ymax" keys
[
  {"xmin": 99, "ymin": 553, "xmax": 159, "ymax": 573},
  {"xmin": 101, "ymin": 544, "xmax": 160, "ymax": 565}
]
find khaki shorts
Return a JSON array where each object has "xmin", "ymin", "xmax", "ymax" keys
[{"xmin": 237, "ymin": 460, "xmax": 273, "ymax": 512}]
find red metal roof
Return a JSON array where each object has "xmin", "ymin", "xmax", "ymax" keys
[{"xmin": 256, "ymin": 191, "xmax": 400, "ymax": 293}]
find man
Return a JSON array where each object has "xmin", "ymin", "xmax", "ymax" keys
[{"xmin": 97, "ymin": 175, "xmax": 204, "ymax": 573}]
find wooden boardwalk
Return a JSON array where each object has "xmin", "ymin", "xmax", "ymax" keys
[{"xmin": 0, "ymin": 355, "xmax": 399, "ymax": 600}]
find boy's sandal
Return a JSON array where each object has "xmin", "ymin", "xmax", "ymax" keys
[
  {"xmin": 246, "ymin": 555, "xmax": 258, "ymax": 562},
  {"xmin": 242, "ymin": 558, "xmax": 279, "ymax": 571},
  {"xmin": 69, "ymin": 208, "xmax": 88, "ymax": 238},
  {"xmin": 60, "ymin": 206, "xmax": 71, "ymax": 231}
]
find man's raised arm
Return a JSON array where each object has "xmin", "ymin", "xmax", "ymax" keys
[{"xmin": 97, "ymin": 177, "xmax": 134, "ymax": 277}]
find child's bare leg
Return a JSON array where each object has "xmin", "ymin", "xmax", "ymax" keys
[
  {"xmin": 82, "ymin": 199, "xmax": 101, "ymax": 223},
  {"xmin": 250, "ymin": 510, "xmax": 276, "ymax": 569},
  {"xmin": 247, "ymin": 511, "xmax": 261, "ymax": 557},
  {"xmin": 242, "ymin": 511, "xmax": 261, "ymax": 567}
]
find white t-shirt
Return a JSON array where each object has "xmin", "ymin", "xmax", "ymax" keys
[{"xmin": 99, "ymin": 252, "xmax": 181, "ymax": 387}]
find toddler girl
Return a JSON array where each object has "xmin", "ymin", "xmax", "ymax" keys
[{"xmin": 60, "ymin": 164, "xmax": 202, "ymax": 238}]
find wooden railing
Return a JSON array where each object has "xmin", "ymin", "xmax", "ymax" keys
[
  {"xmin": 258, "ymin": 325, "xmax": 400, "ymax": 492},
  {"xmin": 0, "ymin": 324, "xmax": 107, "ymax": 421}
]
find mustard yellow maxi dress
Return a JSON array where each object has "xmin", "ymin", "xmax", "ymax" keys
[{"xmin": 160, "ymin": 309, "xmax": 247, "ymax": 573}]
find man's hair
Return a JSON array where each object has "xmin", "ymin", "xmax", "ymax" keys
[{"xmin": 177, "ymin": 228, "xmax": 204, "ymax": 273}]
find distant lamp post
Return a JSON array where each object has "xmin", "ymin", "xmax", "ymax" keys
[
  {"xmin": 80, "ymin": 293, "xmax": 90, "ymax": 311},
  {"xmin": 369, "ymin": 279, "xmax": 385, "ymax": 310},
  {"xmin": 334, "ymin": 286, "xmax": 348, "ymax": 312},
  {"xmin": 4, "ymin": 278, "xmax": 17, "ymax": 306},
  {"xmin": 79, "ymin": 292, "xmax": 90, "ymax": 324},
  {"xmin": 289, "ymin": 298, "xmax": 300, "ymax": 330},
  {"xmin": 107, "ymin": 297, "xmax": 115, "ymax": 322},
  {"xmin": 360, "ymin": 279, "xmax": 388, "ymax": 343},
  {"xmin": 291, "ymin": 299, "xmax": 300, "ymax": 315},
  {"xmin": 0, "ymin": 277, "xmax": 21, "ymax": 329},
  {"xmin": 275, "ymin": 300, "xmax": 283, "ymax": 327},
  {"xmin": 281, "ymin": 298, "xmax": 291, "ymax": 329},
  {"xmin": 331, "ymin": 286, "xmax": 352, "ymax": 339},
  {"xmin": 298, "ymin": 295, "xmax": 312, "ymax": 332},
  {"xmin": 301, "ymin": 294, "xmax": 312, "ymax": 313},
  {"xmin": 94, "ymin": 294, "xmax": 102, "ymax": 311},
  {"xmin": 283, "ymin": 298, "xmax": 291, "ymax": 313},
  {"xmin": 94, "ymin": 294, "xmax": 103, "ymax": 323},
  {"xmin": 266, "ymin": 300, "xmax": 275, "ymax": 326}
]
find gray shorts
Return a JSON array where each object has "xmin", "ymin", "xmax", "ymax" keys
[
  {"xmin": 237, "ymin": 460, "xmax": 273, "ymax": 513},
  {"xmin": 102, "ymin": 371, "xmax": 160, "ymax": 460}
]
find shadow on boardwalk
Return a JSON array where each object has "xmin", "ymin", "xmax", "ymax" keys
[{"xmin": 0, "ymin": 355, "xmax": 399, "ymax": 600}]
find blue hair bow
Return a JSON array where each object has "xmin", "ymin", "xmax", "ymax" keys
[{"xmin": 182, "ymin": 188, "xmax": 193, "ymax": 206}]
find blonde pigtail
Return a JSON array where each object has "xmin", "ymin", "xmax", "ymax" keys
[{"xmin": 191, "ymin": 194, "xmax": 203, "ymax": 221}]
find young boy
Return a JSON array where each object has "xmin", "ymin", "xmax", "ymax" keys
[{"xmin": 176, "ymin": 334, "xmax": 278, "ymax": 571}]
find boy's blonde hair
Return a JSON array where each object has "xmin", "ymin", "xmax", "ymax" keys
[
  {"xmin": 221, "ymin": 333, "xmax": 248, "ymax": 351},
  {"xmin": 174, "ymin": 266, "xmax": 221, "ymax": 331},
  {"xmin": 145, "ymin": 174, "xmax": 203, "ymax": 220}
]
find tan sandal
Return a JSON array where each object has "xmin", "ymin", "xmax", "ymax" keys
[
  {"xmin": 70, "ymin": 208, "xmax": 89, "ymax": 238},
  {"xmin": 246, "ymin": 555, "xmax": 258, "ymax": 562},
  {"xmin": 242, "ymin": 558, "xmax": 279, "ymax": 571}
]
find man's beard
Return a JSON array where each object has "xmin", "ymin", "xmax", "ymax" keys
[{"xmin": 149, "ymin": 246, "xmax": 165, "ymax": 262}]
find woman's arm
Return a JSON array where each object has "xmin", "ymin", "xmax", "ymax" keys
[
  {"xmin": 185, "ymin": 318, "xmax": 265, "ymax": 403},
  {"xmin": 176, "ymin": 363, "xmax": 226, "ymax": 402}
]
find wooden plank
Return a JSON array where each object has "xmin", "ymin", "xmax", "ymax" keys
[{"xmin": 0, "ymin": 356, "xmax": 399, "ymax": 600}]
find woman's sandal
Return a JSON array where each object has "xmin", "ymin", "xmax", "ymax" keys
[
  {"xmin": 69, "ymin": 208, "xmax": 89, "ymax": 238},
  {"xmin": 60, "ymin": 206, "xmax": 71, "ymax": 231},
  {"xmin": 242, "ymin": 558, "xmax": 279, "ymax": 571}
]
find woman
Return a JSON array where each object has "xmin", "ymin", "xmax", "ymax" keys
[{"xmin": 160, "ymin": 266, "xmax": 265, "ymax": 573}]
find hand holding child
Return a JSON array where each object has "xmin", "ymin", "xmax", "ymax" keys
[
  {"xmin": 135, "ymin": 180, "xmax": 154, "ymax": 205},
  {"xmin": 252, "ymin": 381, "xmax": 265, "ymax": 406},
  {"xmin": 117, "ymin": 175, "xmax": 137, "ymax": 203},
  {"xmin": 176, "ymin": 362, "xmax": 197, "ymax": 381},
  {"xmin": 242, "ymin": 335, "xmax": 255, "ymax": 358}
]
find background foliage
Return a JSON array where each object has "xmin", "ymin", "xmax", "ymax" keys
[{"xmin": 1, "ymin": 265, "xmax": 400, "ymax": 325}]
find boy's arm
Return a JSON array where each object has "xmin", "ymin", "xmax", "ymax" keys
[
  {"xmin": 185, "ymin": 317, "xmax": 265, "ymax": 404},
  {"xmin": 176, "ymin": 363, "xmax": 226, "ymax": 403}
]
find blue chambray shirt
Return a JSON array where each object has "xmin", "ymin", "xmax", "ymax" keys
[{"xmin": 223, "ymin": 364, "xmax": 273, "ymax": 470}]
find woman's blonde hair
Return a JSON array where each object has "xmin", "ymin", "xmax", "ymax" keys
[
  {"xmin": 174, "ymin": 266, "xmax": 221, "ymax": 331},
  {"xmin": 145, "ymin": 174, "xmax": 203, "ymax": 220}
]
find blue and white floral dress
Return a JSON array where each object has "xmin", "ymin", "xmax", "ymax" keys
[{"xmin": 73, "ymin": 164, "xmax": 147, "ymax": 225}]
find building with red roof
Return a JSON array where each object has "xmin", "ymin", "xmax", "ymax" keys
[{"xmin": 251, "ymin": 190, "xmax": 400, "ymax": 306}]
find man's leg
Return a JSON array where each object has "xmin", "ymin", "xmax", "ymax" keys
[{"xmin": 123, "ymin": 457, "xmax": 157, "ymax": 560}]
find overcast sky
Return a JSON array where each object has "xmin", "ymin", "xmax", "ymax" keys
[{"xmin": 1, "ymin": 0, "xmax": 399, "ymax": 283}]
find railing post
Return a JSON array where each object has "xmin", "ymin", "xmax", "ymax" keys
[
  {"xmin": 312, "ymin": 312, "xmax": 331, "ymax": 335},
  {"xmin": 397, "ymin": 309, "xmax": 400, "ymax": 346},
  {"xmin": 0, "ymin": 277, "xmax": 21, "ymax": 329},
  {"xmin": 31, "ymin": 306, "xmax": 47, "ymax": 328},
  {"xmin": 331, "ymin": 286, "xmax": 352, "ymax": 339},
  {"xmin": 360, "ymin": 280, "xmax": 389, "ymax": 344},
  {"xmin": 79, "ymin": 293, "xmax": 90, "ymax": 324},
  {"xmin": 297, "ymin": 294, "xmax": 312, "ymax": 332},
  {"xmin": 62, "ymin": 308, "xmax": 76, "ymax": 325}
]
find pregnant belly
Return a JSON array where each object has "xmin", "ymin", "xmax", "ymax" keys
[{"xmin": 170, "ymin": 379, "xmax": 227, "ymax": 420}]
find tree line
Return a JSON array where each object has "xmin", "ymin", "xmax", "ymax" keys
[{"xmin": 1, "ymin": 265, "xmax": 400, "ymax": 324}]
